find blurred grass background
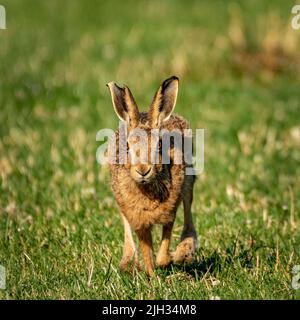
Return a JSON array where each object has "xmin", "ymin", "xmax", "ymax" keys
[{"xmin": 0, "ymin": 0, "xmax": 300, "ymax": 299}]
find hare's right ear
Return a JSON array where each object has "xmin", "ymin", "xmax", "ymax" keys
[{"xmin": 107, "ymin": 82, "xmax": 140, "ymax": 128}]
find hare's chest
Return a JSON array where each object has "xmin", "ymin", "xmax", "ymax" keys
[
  {"xmin": 110, "ymin": 167, "xmax": 183, "ymax": 230},
  {"xmin": 120, "ymin": 190, "xmax": 180, "ymax": 230},
  {"xmin": 125, "ymin": 202, "xmax": 176, "ymax": 230}
]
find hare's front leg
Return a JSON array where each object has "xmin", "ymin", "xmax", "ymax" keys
[
  {"xmin": 136, "ymin": 228, "xmax": 154, "ymax": 276},
  {"xmin": 119, "ymin": 212, "xmax": 139, "ymax": 272},
  {"xmin": 172, "ymin": 177, "xmax": 198, "ymax": 264},
  {"xmin": 156, "ymin": 222, "xmax": 174, "ymax": 268}
]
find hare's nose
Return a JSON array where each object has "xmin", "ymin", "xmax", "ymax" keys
[{"xmin": 136, "ymin": 167, "xmax": 151, "ymax": 177}]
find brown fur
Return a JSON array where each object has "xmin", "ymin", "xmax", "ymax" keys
[{"xmin": 107, "ymin": 77, "xmax": 197, "ymax": 276}]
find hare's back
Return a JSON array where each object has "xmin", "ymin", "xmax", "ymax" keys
[{"xmin": 161, "ymin": 113, "xmax": 190, "ymax": 132}]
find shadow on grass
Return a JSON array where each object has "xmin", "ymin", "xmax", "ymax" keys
[
  {"xmin": 166, "ymin": 251, "xmax": 223, "ymax": 279},
  {"xmin": 164, "ymin": 244, "xmax": 258, "ymax": 279}
]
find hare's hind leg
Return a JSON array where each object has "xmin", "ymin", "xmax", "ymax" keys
[
  {"xmin": 119, "ymin": 212, "xmax": 140, "ymax": 272},
  {"xmin": 156, "ymin": 221, "xmax": 174, "ymax": 268},
  {"xmin": 172, "ymin": 176, "xmax": 198, "ymax": 264}
]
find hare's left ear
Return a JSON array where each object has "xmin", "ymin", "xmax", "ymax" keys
[{"xmin": 148, "ymin": 76, "xmax": 179, "ymax": 128}]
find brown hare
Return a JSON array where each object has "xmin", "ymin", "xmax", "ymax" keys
[{"xmin": 106, "ymin": 76, "xmax": 197, "ymax": 276}]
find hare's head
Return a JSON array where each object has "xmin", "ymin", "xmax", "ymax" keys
[{"xmin": 107, "ymin": 76, "xmax": 179, "ymax": 184}]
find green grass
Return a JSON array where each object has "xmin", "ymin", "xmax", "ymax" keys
[{"xmin": 0, "ymin": 0, "xmax": 300, "ymax": 299}]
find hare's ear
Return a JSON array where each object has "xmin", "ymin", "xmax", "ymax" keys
[
  {"xmin": 107, "ymin": 82, "xmax": 139, "ymax": 128},
  {"xmin": 148, "ymin": 76, "xmax": 179, "ymax": 128}
]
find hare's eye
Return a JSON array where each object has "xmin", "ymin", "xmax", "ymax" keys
[
  {"xmin": 158, "ymin": 140, "xmax": 162, "ymax": 151},
  {"xmin": 127, "ymin": 143, "xmax": 130, "ymax": 152}
]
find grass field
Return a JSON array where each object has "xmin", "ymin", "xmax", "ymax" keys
[{"xmin": 0, "ymin": 0, "xmax": 300, "ymax": 299}]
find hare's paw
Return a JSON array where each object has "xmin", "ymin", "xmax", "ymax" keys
[
  {"xmin": 119, "ymin": 255, "xmax": 140, "ymax": 272},
  {"xmin": 156, "ymin": 253, "xmax": 172, "ymax": 269},
  {"xmin": 171, "ymin": 236, "xmax": 196, "ymax": 264}
]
